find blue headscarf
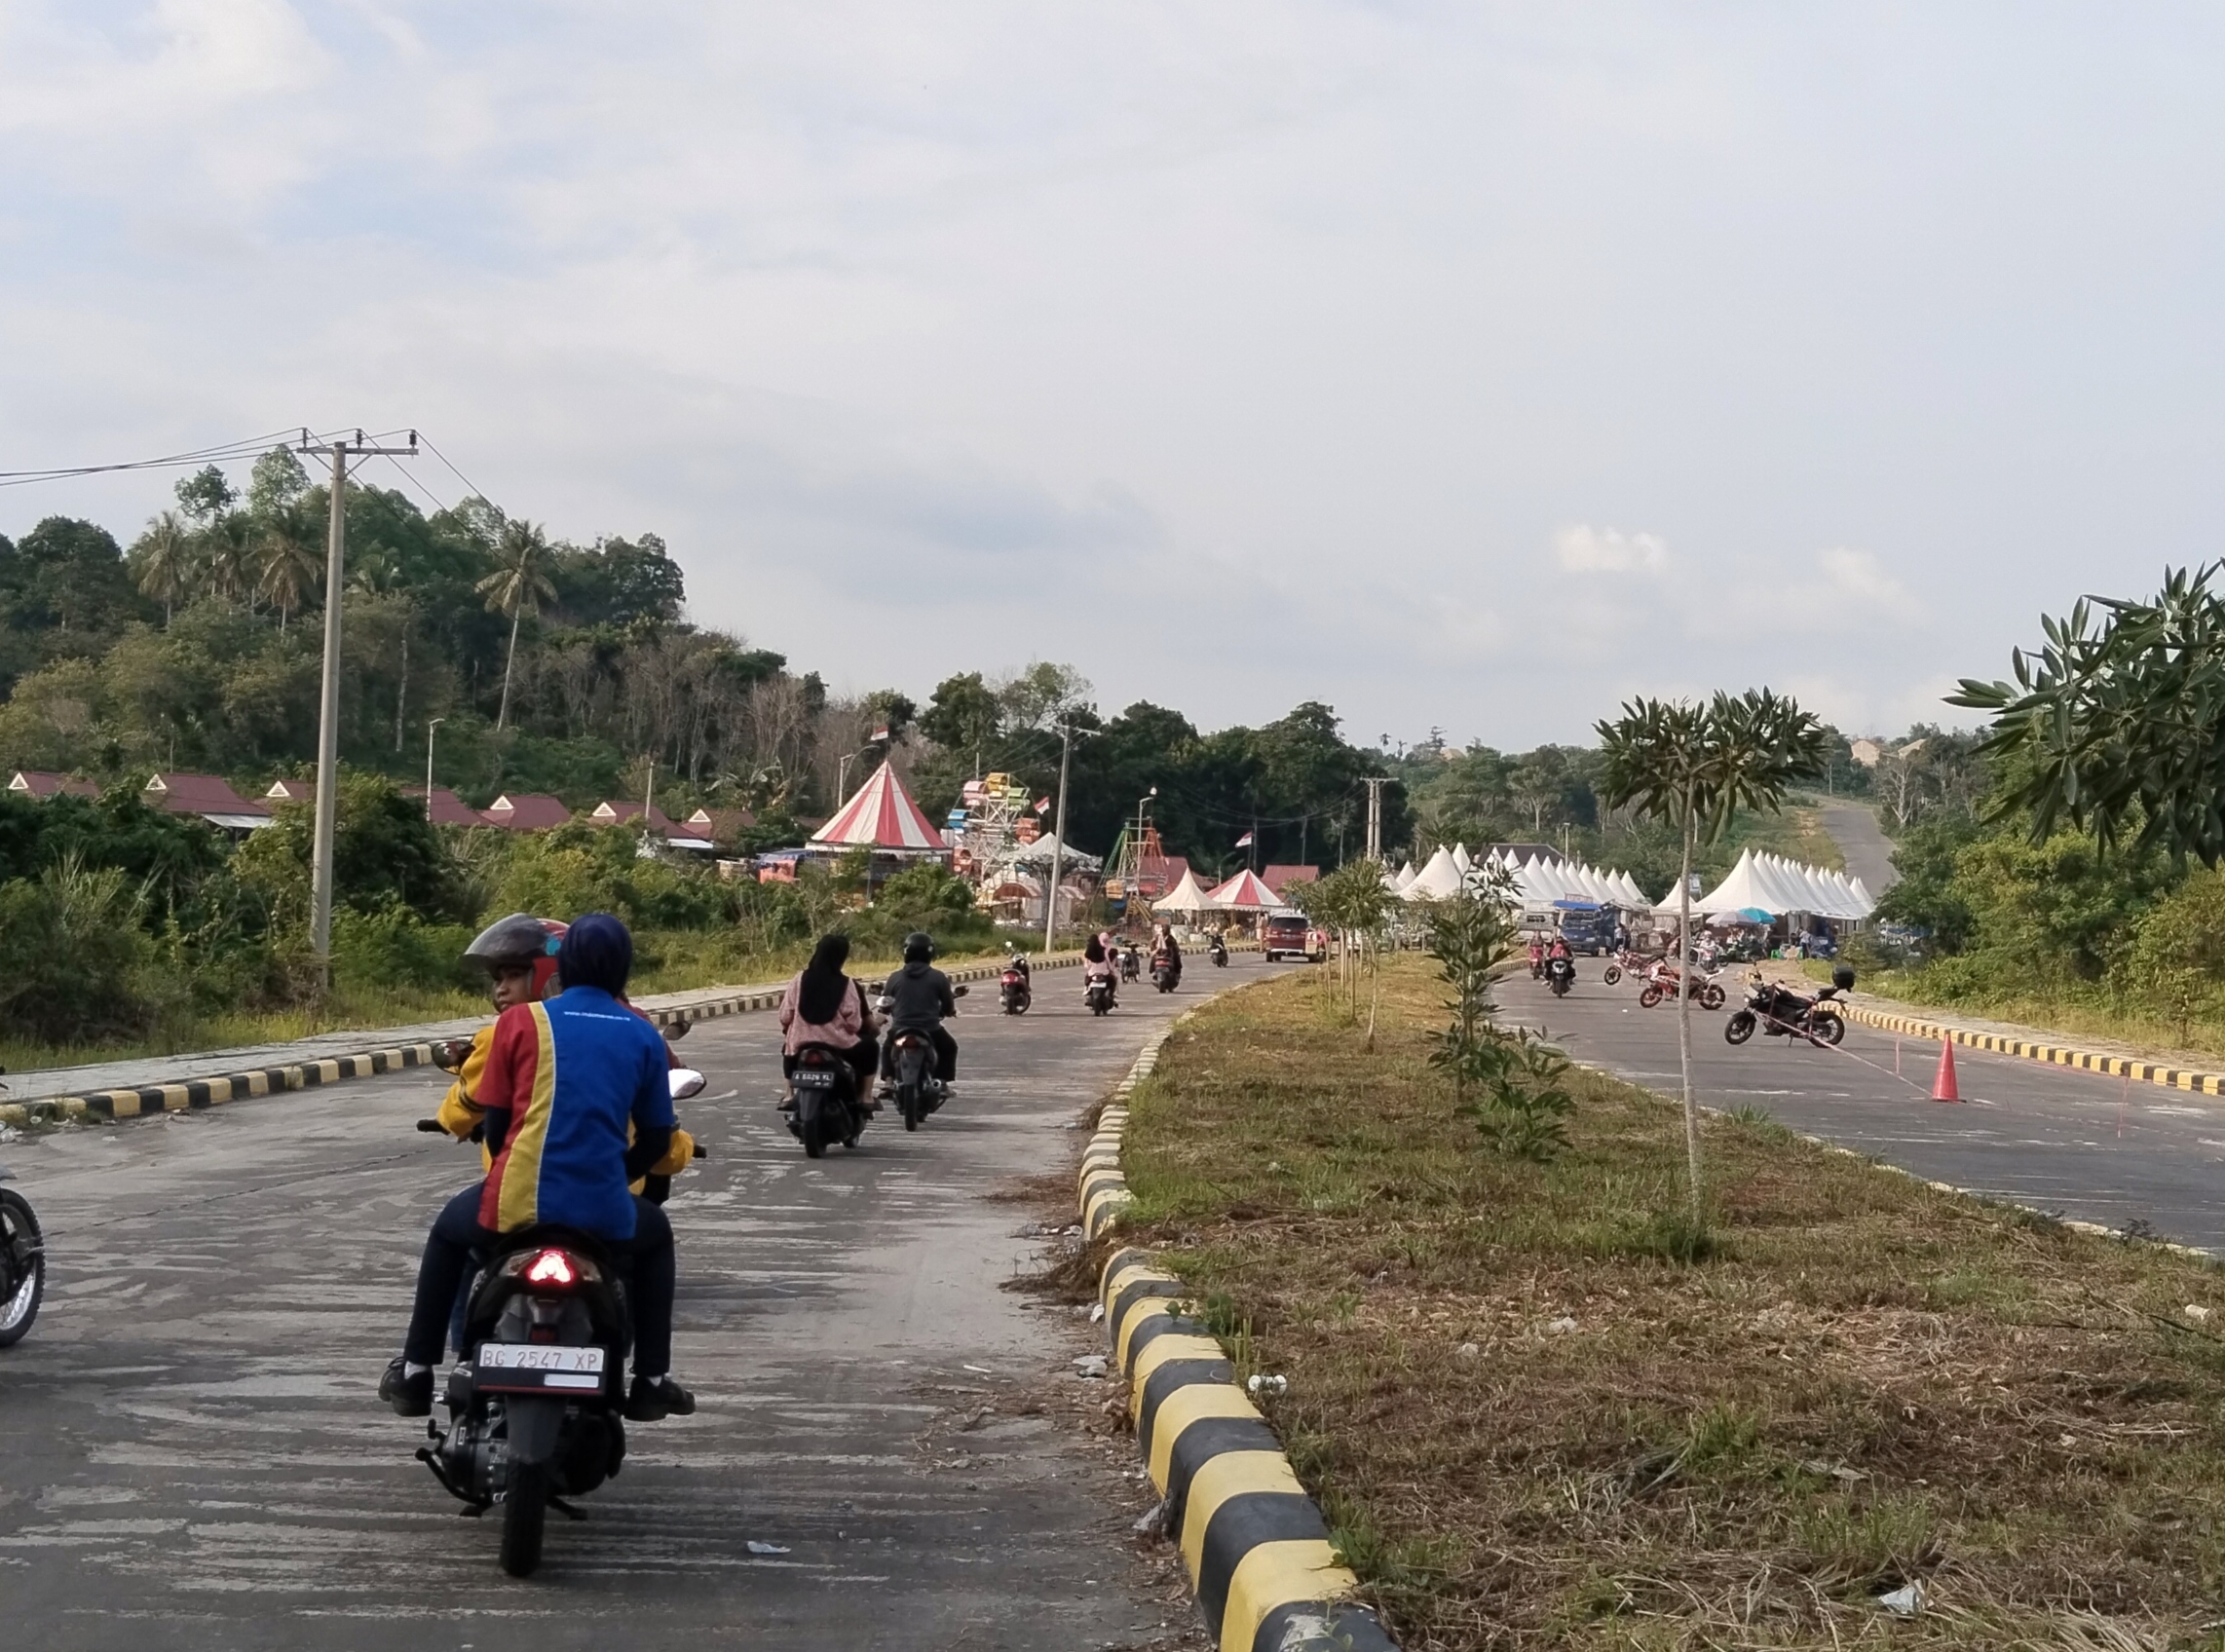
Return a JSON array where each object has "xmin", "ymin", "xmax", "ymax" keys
[{"xmin": 558, "ymin": 912, "xmax": 633, "ymax": 996}]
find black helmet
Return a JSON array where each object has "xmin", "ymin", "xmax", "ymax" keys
[
  {"xmin": 465, "ymin": 913, "xmax": 567, "ymax": 995},
  {"xmin": 903, "ymin": 930, "xmax": 935, "ymax": 963}
]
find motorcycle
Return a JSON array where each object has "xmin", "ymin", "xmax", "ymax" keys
[
  {"xmin": 1085, "ymin": 974, "xmax": 1116, "ymax": 1016},
  {"xmin": 1724, "ymin": 965, "xmax": 1854, "ymax": 1047},
  {"xmin": 999, "ymin": 965, "xmax": 1032, "ymax": 1015},
  {"xmin": 1636, "ymin": 958, "xmax": 1726, "ymax": 1011},
  {"xmin": 0, "ymin": 1163, "xmax": 44, "ymax": 1349},
  {"xmin": 1544, "ymin": 955, "xmax": 1576, "ymax": 997},
  {"xmin": 1601, "ymin": 946, "xmax": 1645, "ymax": 987},
  {"xmin": 880, "ymin": 984, "xmax": 967, "ymax": 1132},
  {"xmin": 789, "ymin": 1042, "xmax": 871, "ymax": 1157},
  {"xmin": 1208, "ymin": 936, "xmax": 1228, "ymax": 968},
  {"xmin": 415, "ymin": 1066, "xmax": 707, "ymax": 1578},
  {"xmin": 1119, "ymin": 946, "xmax": 1142, "ymax": 984},
  {"xmin": 1150, "ymin": 955, "xmax": 1181, "ymax": 994}
]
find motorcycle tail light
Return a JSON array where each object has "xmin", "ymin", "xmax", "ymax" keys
[{"xmin": 525, "ymin": 1250, "xmax": 576, "ymax": 1287}]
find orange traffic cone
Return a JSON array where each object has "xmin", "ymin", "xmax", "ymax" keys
[{"xmin": 1931, "ymin": 1039, "xmax": 1962, "ymax": 1103}]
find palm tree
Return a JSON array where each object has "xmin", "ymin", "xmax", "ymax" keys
[
  {"xmin": 201, "ymin": 511, "xmax": 255, "ymax": 607},
  {"xmin": 1597, "ymin": 690, "xmax": 1828, "ymax": 1227},
  {"xmin": 255, "ymin": 504, "xmax": 321, "ymax": 633},
  {"xmin": 350, "ymin": 546, "xmax": 415, "ymax": 751},
  {"xmin": 130, "ymin": 510, "xmax": 194, "ymax": 624},
  {"xmin": 476, "ymin": 520, "xmax": 556, "ymax": 731}
]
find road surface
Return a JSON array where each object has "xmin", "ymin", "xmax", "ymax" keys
[
  {"xmin": 0, "ymin": 960, "xmax": 1265, "ymax": 1650},
  {"xmin": 1504, "ymin": 967, "xmax": 2225, "ymax": 1248},
  {"xmin": 1816, "ymin": 801, "xmax": 1899, "ymax": 894}
]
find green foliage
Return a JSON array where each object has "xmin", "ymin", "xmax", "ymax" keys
[
  {"xmin": 479, "ymin": 821, "xmax": 731, "ymax": 931},
  {"xmin": 2125, "ymin": 868, "xmax": 2225, "ymax": 1042},
  {"xmin": 1871, "ymin": 812, "xmax": 1981, "ymax": 953},
  {"xmin": 1420, "ymin": 886, "xmax": 1570, "ymax": 1160},
  {"xmin": 848, "ymin": 862, "xmax": 996, "ymax": 955},
  {"xmin": 0, "ymin": 856, "xmax": 162, "ymax": 1043},
  {"xmin": 232, "ymin": 771, "xmax": 470, "ymax": 928}
]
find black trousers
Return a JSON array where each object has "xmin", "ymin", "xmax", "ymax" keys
[
  {"xmin": 405, "ymin": 1183, "xmax": 675, "ymax": 1376},
  {"xmin": 882, "ymin": 1024, "xmax": 958, "ymax": 1083}
]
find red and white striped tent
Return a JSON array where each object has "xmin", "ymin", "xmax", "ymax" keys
[
  {"xmin": 809, "ymin": 764, "xmax": 946, "ymax": 853},
  {"xmin": 1209, "ymin": 869, "xmax": 1290, "ymax": 911}
]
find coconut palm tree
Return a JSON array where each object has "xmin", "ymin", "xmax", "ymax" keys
[
  {"xmin": 200, "ymin": 511, "xmax": 255, "ymax": 607},
  {"xmin": 1597, "ymin": 690, "xmax": 1828, "ymax": 1227},
  {"xmin": 476, "ymin": 519, "xmax": 556, "ymax": 731},
  {"xmin": 255, "ymin": 504, "xmax": 321, "ymax": 633},
  {"xmin": 130, "ymin": 510, "xmax": 194, "ymax": 624},
  {"xmin": 350, "ymin": 545, "xmax": 416, "ymax": 750}
]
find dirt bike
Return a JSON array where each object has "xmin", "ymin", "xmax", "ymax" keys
[
  {"xmin": 1724, "ymin": 966, "xmax": 1854, "ymax": 1047},
  {"xmin": 1637, "ymin": 960, "xmax": 1726, "ymax": 1011},
  {"xmin": 1601, "ymin": 947, "xmax": 1645, "ymax": 987}
]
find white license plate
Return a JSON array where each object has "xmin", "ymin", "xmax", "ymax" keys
[
  {"xmin": 793, "ymin": 1069, "xmax": 837, "ymax": 1088},
  {"xmin": 478, "ymin": 1342, "xmax": 605, "ymax": 1374}
]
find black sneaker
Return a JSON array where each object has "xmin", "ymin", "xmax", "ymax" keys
[
  {"xmin": 625, "ymin": 1374, "xmax": 697, "ymax": 1422},
  {"xmin": 380, "ymin": 1356, "xmax": 433, "ymax": 1417}
]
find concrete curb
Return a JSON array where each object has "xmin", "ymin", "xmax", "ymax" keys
[
  {"xmin": 0, "ymin": 953, "xmax": 1081, "ymax": 1130},
  {"xmin": 1838, "ymin": 998, "xmax": 2225, "ymax": 1098},
  {"xmin": 1078, "ymin": 1013, "xmax": 1398, "ymax": 1652}
]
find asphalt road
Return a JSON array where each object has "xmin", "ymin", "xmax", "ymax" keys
[
  {"xmin": 1816, "ymin": 801, "xmax": 1899, "ymax": 894},
  {"xmin": 1503, "ymin": 966, "xmax": 2225, "ymax": 1249},
  {"xmin": 0, "ymin": 958, "xmax": 1265, "ymax": 1650}
]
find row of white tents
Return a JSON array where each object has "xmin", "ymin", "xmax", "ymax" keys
[
  {"xmin": 1384, "ymin": 842, "xmax": 1875, "ymax": 923},
  {"xmin": 1662, "ymin": 847, "xmax": 1875, "ymax": 921}
]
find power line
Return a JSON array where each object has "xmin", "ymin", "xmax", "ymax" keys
[
  {"xmin": 0, "ymin": 427, "xmax": 333, "ymax": 489},
  {"xmin": 417, "ymin": 433, "xmax": 491, "ymax": 504}
]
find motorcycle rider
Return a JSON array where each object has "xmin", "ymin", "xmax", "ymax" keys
[
  {"xmin": 1150, "ymin": 922, "xmax": 1184, "ymax": 988},
  {"xmin": 1082, "ymin": 933, "xmax": 1119, "ymax": 1005},
  {"xmin": 879, "ymin": 931, "xmax": 959, "ymax": 1092},
  {"xmin": 1527, "ymin": 933, "xmax": 1545, "ymax": 978},
  {"xmin": 777, "ymin": 933, "xmax": 879, "ymax": 1107},
  {"xmin": 381, "ymin": 914, "xmax": 695, "ymax": 1425}
]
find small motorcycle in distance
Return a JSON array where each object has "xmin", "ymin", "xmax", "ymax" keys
[
  {"xmin": 1724, "ymin": 965, "xmax": 1853, "ymax": 1047},
  {"xmin": 1208, "ymin": 935, "xmax": 1228, "ymax": 967},
  {"xmin": 0, "ymin": 1163, "xmax": 44, "ymax": 1348},
  {"xmin": 881, "ymin": 984, "xmax": 967, "ymax": 1132},
  {"xmin": 1119, "ymin": 945, "xmax": 1142, "ymax": 984},
  {"xmin": 1151, "ymin": 955, "xmax": 1181, "ymax": 994},
  {"xmin": 1636, "ymin": 959, "xmax": 1727, "ymax": 1011},
  {"xmin": 999, "ymin": 963, "xmax": 1032, "ymax": 1015},
  {"xmin": 1601, "ymin": 946, "xmax": 1646, "ymax": 987},
  {"xmin": 1085, "ymin": 975, "xmax": 1116, "ymax": 1016},
  {"xmin": 1544, "ymin": 955, "xmax": 1576, "ymax": 998}
]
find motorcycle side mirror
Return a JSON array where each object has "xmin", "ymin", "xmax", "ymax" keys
[
  {"xmin": 669, "ymin": 1068, "xmax": 707, "ymax": 1101},
  {"xmin": 429, "ymin": 1039, "xmax": 470, "ymax": 1074},
  {"xmin": 1831, "ymin": 963, "xmax": 1857, "ymax": 992},
  {"xmin": 875, "ymin": 995, "xmax": 895, "ymax": 1013},
  {"xmin": 662, "ymin": 1015, "xmax": 692, "ymax": 1042},
  {"xmin": 953, "ymin": 983, "xmax": 969, "ymax": 997}
]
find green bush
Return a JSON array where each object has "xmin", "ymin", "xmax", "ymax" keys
[
  {"xmin": 0, "ymin": 856, "xmax": 161, "ymax": 1043},
  {"xmin": 330, "ymin": 904, "xmax": 479, "ymax": 993}
]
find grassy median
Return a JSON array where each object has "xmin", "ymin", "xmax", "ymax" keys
[{"xmin": 1122, "ymin": 957, "xmax": 2225, "ymax": 1650}]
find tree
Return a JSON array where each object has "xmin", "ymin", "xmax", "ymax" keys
[
  {"xmin": 1950, "ymin": 564, "xmax": 2225, "ymax": 866},
  {"xmin": 921, "ymin": 672, "xmax": 1002, "ymax": 767},
  {"xmin": 255, "ymin": 503, "xmax": 321, "ymax": 632},
  {"xmin": 1596, "ymin": 690, "xmax": 1828, "ymax": 1224},
  {"xmin": 2125, "ymin": 869, "xmax": 2225, "ymax": 1044},
  {"xmin": 173, "ymin": 465, "xmax": 237, "ymax": 528},
  {"xmin": 130, "ymin": 511, "xmax": 195, "ymax": 625},
  {"xmin": 477, "ymin": 520, "xmax": 556, "ymax": 731}
]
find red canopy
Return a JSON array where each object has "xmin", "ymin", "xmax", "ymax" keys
[
  {"xmin": 810, "ymin": 764, "xmax": 944, "ymax": 851},
  {"xmin": 1209, "ymin": 869, "xmax": 1288, "ymax": 911}
]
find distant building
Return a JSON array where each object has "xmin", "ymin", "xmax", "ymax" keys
[
  {"xmin": 264, "ymin": 778, "xmax": 314, "ymax": 805},
  {"xmin": 682, "ymin": 807, "xmax": 756, "ymax": 849},
  {"xmin": 588, "ymin": 800, "xmax": 681, "ymax": 836},
  {"xmin": 9, "ymin": 770, "xmax": 99, "ymax": 801},
  {"xmin": 143, "ymin": 773, "xmax": 271, "ymax": 833},
  {"xmin": 479, "ymin": 793, "xmax": 573, "ymax": 831},
  {"xmin": 1849, "ymin": 738, "xmax": 1885, "ymax": 769},
  {"xmin": 404, "ymin": 786, "xmax": 489, "ymax": 827},
  {"xmin": 1261, "ymin": 864, "xmax": 1319, "ymax": 898}
]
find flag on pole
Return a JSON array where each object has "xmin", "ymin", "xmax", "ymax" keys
[
  {"xmin": 1234, "ymin": 831, "xmax": 1254, "ymax": 847},
  {"xmin": 870, "ymin": 726, "xmax": 889, "ymax": 742},
  {"xmin": 1035, "ymin": 797, "xmax": 1051, "ymax": 814}
]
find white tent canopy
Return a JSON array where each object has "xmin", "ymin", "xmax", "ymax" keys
[
  {"xmin": 1402, "ymin": 845, "xmax": 1466, "ymax": 901},
  {"xmin": 1151, "ymin": 868, "xmax": 1222, "ymax": 914},
  {"xmin": 1394, "ymin": 860, "xmax": 1418, "ymax": 890},
  {"xmin": 1678, "ymin": 848, "xmax": 1876, "ymax": 920}
]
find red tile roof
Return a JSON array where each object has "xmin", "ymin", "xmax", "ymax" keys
[
  {"xmin": 479, "ymin": 793, "xmax": 574, "ymax": 831},
  {"xmin": 588, "ymin": 800, "xmax": 681, "ymax": 835},
  {"xmin": 143, "ymin": 773, "xmax": 268, "ymax": 818},
  {"xmin": 9, "ymin": 770, "xmax": 99, "ymax": 800},
  {"xmin": 404, "ymin": 786, "xmax": 490, "ymax": 828},
  {"xmin": 1262, "ymin": 864, "xmax": 1319, "ymax": 896},
  {"xmin": 264, "ymin": 777, "xmax": 314, "ymax": 804},
  {"xmin": 684, "ymin": 807, "xmax": 757, "ymax": 844}
]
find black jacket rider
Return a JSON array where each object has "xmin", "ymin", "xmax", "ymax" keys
[{"xmin": 882, "ymin": 960, "xmax": 959, "ymax": 1083}]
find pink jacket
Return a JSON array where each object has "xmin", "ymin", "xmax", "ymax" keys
[{"xmin": 778, "ymin": 973, "xmax": 870, "ymax": 1055}]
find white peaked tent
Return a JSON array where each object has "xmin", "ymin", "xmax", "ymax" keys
[
  {"xmin": 1452, "ymin": 844, "xmax": 1473, "ymax": 875},
  {"xmin": 1684, "ymin": 848, "xmax": 1875, "ymax": 920},
  {"xmin": 1394, "ymin": 860, "xmax": 1418, "ymax": 890},
  {"xmin": 1151, "ymin": 868, "xmax": 1222, "ymax": 914},
  {"xmin": 1403, "ymin": 845, "xmax": 1466, "ymax": 900}
]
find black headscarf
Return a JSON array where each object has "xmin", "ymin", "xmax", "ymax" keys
[
  {"xmin": 1083, "ymin": 935, "xmax": 1106, "ymax": 963},
  {"xmin": 559, "ymin": 913, "xmax": 632, "ymax": 995},
  {"xmin": 797, "ymin": 933, "xmax": 852, "ymax": 1024}
]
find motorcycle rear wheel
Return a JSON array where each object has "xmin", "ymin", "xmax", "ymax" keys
[
  {"xmin": 500, "ymin": 1464, "xmax": 548, "ymax": 1578},
  {"xmin": 1638, "ymin": 985, "xmax": 1663, "ymax": 1008},
  {"xmin": 1603, "ymin": 966, "xmax": 1621, "ymax": 986},
  {"xmin": 900, "ymin": 1083, "xmax": 921, "ymax": 1132},
  {"xmin": 1809, "ymin": 1011, "xmax": 1846, "ymax": 1047},
  {"xmin": 1724, "ymin": 1011, "xmax": 1756, "ymax": 1045},
  {"xmin": 800, "ymin": 1104, "xmax": 829, "ymax": 1160},
  {"xmin": 0, "ymin": 1189, "xmax": 44, "ymax": 1348},
  {"xmin": 1700, "ymin": 984, "xmax": 1726, "ymax": 1010}
]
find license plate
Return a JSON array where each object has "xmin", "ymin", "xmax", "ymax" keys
[
  {"xmin": 794, "ymin": 1068, "xmax": 837, "ymax": 1088},
  {"xmin": 479, "ymin": 1342, "xmax": 605, "ymax": 1373}
]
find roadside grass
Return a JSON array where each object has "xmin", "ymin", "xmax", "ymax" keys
[{"xmin": 1122, "ymin": 957, "xmax": 2225, "ymax": 1650}]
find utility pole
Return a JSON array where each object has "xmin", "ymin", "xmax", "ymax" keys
[
  {"xmin": 1363, "ymin": 776, "xmax": 1387, "ymax": 862},
  {"xmin": 424, "ymin": 716, "xmax": 445, "ymax": 821},
  {"xmin": 1043, "ymin": 723, "xmax": 1075, "ymax": 952},
  {"xmin": 298, "ymin": 428, "xmax": 419, "ymax": 989}
]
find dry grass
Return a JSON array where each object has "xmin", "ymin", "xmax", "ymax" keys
[{"xmin": 1122, "ymin": 958, "xmax": 2225, "ymax": 1650}]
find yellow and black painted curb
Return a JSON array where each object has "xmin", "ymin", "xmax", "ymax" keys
[
  {"xmin": 1838, "ymin": 999, "xmax": 2225, "ymax": 1098},
  {"xmin": 0, "ymin": 952, "xmax": 1082, "ymax": 1130},
  {"xmin": 1078, "ymin": 1017, "xmax": 1398, "ymax": 1652}
]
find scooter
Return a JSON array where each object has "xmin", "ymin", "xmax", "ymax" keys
[
  {"xmin": 1085, "ymin": 975, "xmax": 1116, "ymax": 1016},
  {"xmin": 1208, "ymin": 935, "xmax": 1228, "ymax": 968},
  {"xmin": 0, "ymin": 1163, "xmax": 44, "ymax": 1349},
  {"xmin": 999, "ymin": 964, "xmax": 1032, "ymax": 1015},
  {"xmin": 1119, "ymin": 946, "xmax": 1142, "ymax": 984},
  {"xmin": 879, "ymin": 984, "xmax": 967, "ymax": 1132},
  {"xmin": 789, "ymin": 1043, "xmax": 871, "ymax": 1157},
  {"xmin": 1544, "ymin": 955, "xmax": 1576, "ymax": 998},
  {"xmin": 413, "ymin": 1067, "xmax": 707, "ymax": 1578}
]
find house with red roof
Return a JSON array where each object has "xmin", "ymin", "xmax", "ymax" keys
[
  {"xmin": 143, "ymin": 773, "xmax": 271, "ymax": 832},
  {"xmin": 404, "ymin": 786, "xmax": 490, "ymax": 827},
  {"xmin": 682, "ymin": 807, "xmax": 755, "ymax": 847},
  {"xmin": 1261, "ymin": 864, "xmax": 1319, "ymax": 898},
  {"xmin": 9, "ymin": 770, "xmax": 99, "ymax": 801},
  {"xmin": 588, "ymin": 800, "xmax": 681, "ymax": 836},
  {"xmin": 263, "ymin": 778, "xmax": 314, "ymax": 806},
  {"xmin": 479, "ymin": 793, "xmax": 573, "ymax": 831}
]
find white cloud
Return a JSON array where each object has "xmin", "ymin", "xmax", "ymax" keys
[
  {"xmin": 1554, "ymin": 524, "xmax": 1670, "ymax": 575},
  {"xmin": 1814, "ymin": 546, "xmax": 1917, "ymax": 617}
]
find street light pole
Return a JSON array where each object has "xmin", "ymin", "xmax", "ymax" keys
[
  {"xmin": 1043, "ymin": 723, "xmax": 1074, "ymax": 952},
  {"xmin": 424, "ymin": 716, "xmax": 445, "ymax": 821}
]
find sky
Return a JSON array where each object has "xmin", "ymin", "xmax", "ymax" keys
[{"xmin": 4, "ymin": 3, "xmax": 2222, "ymax": 751}]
